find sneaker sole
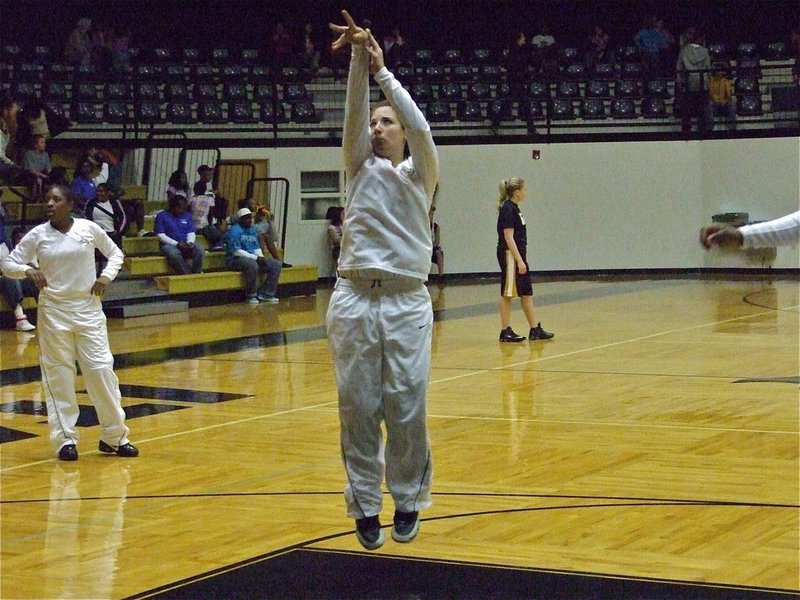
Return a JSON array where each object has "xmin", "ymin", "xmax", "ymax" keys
[
  {"xmin": 356, "ymin": 528, "xmax": 386, "ymax": 550},
  {"xmin": 391, "ymin": 519, "xmax": 420, "ymax": 543}
]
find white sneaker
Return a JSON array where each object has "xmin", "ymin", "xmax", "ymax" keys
[
  {"xmin": 247, "ymin": 296, "xmax": 260, "ymax": 305},
  {"xmin": 257, "ymin": 294, "xmax": 279, "ymax": 304},
  {"xmin": 15, "ymin": 317, "xmax": 35, "ymax": 332}
]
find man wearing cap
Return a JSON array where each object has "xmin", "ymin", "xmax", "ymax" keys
[{"xmin": 225, "ymin": 207, "xmax": 282, "ymax": 304}]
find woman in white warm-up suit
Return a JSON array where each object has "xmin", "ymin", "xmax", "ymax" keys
[
  {"xmin": 327, "ymin": 11, "xmax": 438, "ymax": 550},
  {"xmin": 1, "ymin": 185, "xmax": 138, "ymax": 461}
]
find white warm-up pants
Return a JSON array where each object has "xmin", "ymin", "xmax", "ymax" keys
[
  {"xmin": 38, "ymin": 298, "xmax": 130, "ymax": 453},
  {"xmin": 326, "ymin": 277, "xmax": 433, "ymax": 519}
]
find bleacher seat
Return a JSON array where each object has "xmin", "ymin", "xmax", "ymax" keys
[
  {"xmin": 564, "ymin": 63, "xmax": 587, "ymax": 80},
  {"xmin": 413, "ymin": 49, "xmax": 433, "ymax": 66},
  {"xmin": 167, "ymin": 102, "xmax": 194, "ymax": 124},
  {"xmin": 487, "ymin": 98, "xmax": 513, "ymax": 123},
  {"xmin": 592, "ymin": 62, "xmax": 615, "ymax": 78},
  {"xmin": 736, "ymin": 58, "xmax": 760, "ymax": 76},
  {"xmin": 425, "ymin": 101, "xmax": 451, "ymax": 122},
  {"xmin": 2, "ymin": 45, "xmax": 22, "ymax": 63},
  {"xmin": 46, "ymin": 64, "xmax": 71, "ymax": 82},
  {"xmin": 231, "ymin": 102, "xmax": 257, "ymax": 123},
  {"xmin": 450, "ymin": 64, "xmax": 473, "ymax": 83},
  {"xmin": 164, "ymin": 64, "xmax": 186, "ymax": 82},
  {"xmin": 736, "ymin": 42, "xmax": 759, "ymax": 61},
  {"xmin": 194, "ymin": 64, "xmax": 215, "ymax": 82},
  {"xmin": 259, "ymin": 102, "xmax": 286, "ymax": 123},
  {"xmin": 106, "ymin": 83, "xmax": 130, "ymax": 102},
  {"xmin": 467, "ymin": 82, "xmax": 492, "ymax": 101},
  {"xmin": 279, "ymin": 65, "xmax": 301, "ymax": 83},
  {"xmin": 734, "ymin": 76, "xmax": 759, "ymax": 95},
  {"xmin": 211, "ymin": 48, "xmax": 231, "ymax": 65},
  {"xmin": 556, "ymin": 81, "xmax": 579, "ymax": 99},
  {"xmin": 194, "ymin": 83, "xmax": 218, "ymax": 103},
  {"xmin": 611, "ymin": 98, "xmax": 636, "ymax": 119},
  {"xmin": 104, "ymin": 102, "xmax": 128, "ymax": 123},
  {"xmin": 249, "ymin": 65, "xmax": 272, "ymax": 84},
  {"xmin": 642, "ymin": 97, "xmax": 668, "ymax": 118},
  {"xmin": 199, "ymin": 102, "xmax": 225, "ymax": 123},
  {"xmin": 737, "ymin": 95, "xmax": 762, "ymax": 116},
  {"xmin": 518, "ymin": 99, "xmax": 544, "ymax": 122},
  {"xmin": 442, "ymin": 48, "xmax": 464, "ymax": 65},
  {"xmin": 394, "ymin": 64, "xmax": 416, "ymax": 84},
  {"xmin": 11, "ymin": 82, "xmax": 38, "ymax": 106},
  {"xmin": 422, "ymin": 65, "xmax": 446, "ymax": 83},
  {"xmin": 618, "ymin": 45, "xmax": 638, "ymax": 63},
  {"xmin": 74, "ymin": 82, "xmax": 99, "ymax": 102},
  {"xmin": 764, "ymin": 41, "xmax": 787, "ymax": 61},
  {"xmin": 135, "ymin": 64, "xmax": 161, "ymax": 81},
  {"xmin": 182, "ymin": 48, "xmax": 201, "ymax": 64},
  {"xmin": 621, "ymin": 62, "xmax": 642, "ymax": 78},
  {"xmin": 615, "ymin": 80, "xmax": 640, "ymax": 98},
  {"xmin": 72, "ymin": 101, "xmax": 100, "ymax": 123},
  {"xmin": 14, "ymin": 63, "xmax": 41, "ymax": 82},
  {"xmin": 221, "ymin": 65, "xmax": 244, "ymax": 82},
  {"xmin": 283, "ymin": 83, "xmax": 309, "ymax": 103},
  {"xmin": 439, "ymin": 82, "xmax": 463, "ymax": 101},
  {"xmin": 586, "ymin": 80, "xmax": 611, "ymax": 98},
  {"xmin": 478, "ymin": 64, "xmax": 503, "ymax": 83},
  {"xmin": 527, "ymin": 81, "xmax": 550, "ymax": 100},
  {"xmin": 580, "ymin": 98, "xmax": 606, "ymax": 119},
  {"xmin": 254, "ymin": 84, "xmax": 277, "ymax": 104},
  {"xmin": 471, "ymin": 48, "xmax": 492, "ymax": 65},
  {"xmin": 549, "ymin": 98, "xmax": 576, "ymax": 120},
  {"xmin": 32, "ymin": 45, "xmax": 51, "ymax": 64},
  {"xmin": 167, "ymin": 83, "xmax": 190, "ymax": 102},
  {"xmin": 43, "ymin": 82, "xmax": 69, "ymax": 102},
  {"xmin": 291, "ymin": 102, "xmax": 318, "ymax": 123},
  {"xmin": 457, "ymin": 101, "xmax": 484, "ymax": 121},
  {"xmin": 708, "ymin": 43, "xmax": 729, "ymax": 61},
  {"xmin": 224, "ymin": 83, "xmax": 247, "ymax": 103},
  {"xmin": 241, "ymin": 48, "xmax": 261, "ymax": 65},
  {"xmin": 136, "ymin": 102, "xmax": 163, "ymax": 124},
  {"xmin": 153, "ymin": 48, "xmax": 172, "ymax": 62},
  {"xmin": 410, "ymin": 83, "xmax": 434, "ymax": 103},
  {"xmin": 44, "ymin": 102, "xmax": 67, "ymax": 122},
  {"xmin": 136, "ymin": 83, "xmax": 161, "ymax": 103},
  {"xmin": 645, "ymin": 79, "xmax": 670, "ymax": 98}
]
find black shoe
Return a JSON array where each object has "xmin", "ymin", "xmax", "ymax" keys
[
  {"xmin": 355, "ymin": 515, "xmax": 386, "ymax": 550},
  {"xmin": 499, "ymin": 327, "xmax": 526, "ymax": 342},
  {"xmin": 99, "ymin": 440, "xmax": 140, "ymax": 457},
  {"xmin": 58, "ymin": 444, "xmax": 78, "ymax": 461},
  {"xmin": 529, "ymin": 322, "xmax": 554, "ymax": 340},
  {"xmin": 391, "ymin": 510, "xmax": 420, "ymax": 543}
]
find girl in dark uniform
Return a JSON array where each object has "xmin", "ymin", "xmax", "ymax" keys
[{"xmin": 496, "ymin": 177, "xmax": 554, "ymax": 342}]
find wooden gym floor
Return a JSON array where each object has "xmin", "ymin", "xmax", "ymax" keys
[{"xmin": 0, "ymin": 276, "xmax": 798, "ymax": 599}]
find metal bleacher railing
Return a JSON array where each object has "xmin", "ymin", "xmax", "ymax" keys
[{"xmin": 0, "ymin": 42, "xmax": 798, "ymax": 143}]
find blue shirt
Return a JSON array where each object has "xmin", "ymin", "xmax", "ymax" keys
[
  {"xmin": 154, "ymin": 210, "xmax": 195, "ymax": 243},
  {"xmin": 70, "ymin": 177, "xmax": 97, "ymax": 214},
  {"xmin": 225, "ymin": 223, "xmax": 261, "ymax": 258}
]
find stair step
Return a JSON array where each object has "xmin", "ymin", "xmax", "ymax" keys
[{"xmin": 106, "ymin": 300, "xmax": 189, "ymax": 319}]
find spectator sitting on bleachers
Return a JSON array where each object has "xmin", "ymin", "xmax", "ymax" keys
[
  {"xmin": 225, "ymin": 207, "xmax": 281, "ymax": 304},
  {"xmin": 64, "ymin": 18, "xmax": 93, "ymax": 68},
  {"xmin": 0, "ymin": 227, "xmax": 38, "ymax": 331},
  {"xmin": 154, "ymin": 194, "xmax": 204, "ymax": 275},
  {"xmin": 1, "ymin": 96, "xmax": 23, "ymax": 185},
  {"xmin": 70, "ymin": 154, "xmax": 109, "ymax": 216},
  {"xmin": 270, "ymin": 21, "xmax": 294, "ymax": 68},
  {"xmin": 22, "ymin": 135, "xmax": 51, "ymax": 200},
  {"xmin": 90, "ymin": 146, "xmax": 146, "ymax": 237},
  {"xmin": 194, "ymin": 165, "xmax": 229, "ymax": 225},
  {"xmin": 531, "ymin": 24, "xmax": 558, "ymax": 79},
  {"xmin": 383, "ymin": 24, "xmax": 406, "ymax": 69},
  {"xmin": 190, "ymin": 181, "xmax": 225, "ymax": 251},
  {"xmin": 634, "ymin": 15, "xmax": 668, "ymax": 79},
  {"xmin": 239, "ymin": 197, "xmax": 290, "ymax": 267},
  {"xmin": 85, "ymin": 183, "xmax": 126, "ymax": 247},
  {"xmin": 166, "ymin": 169, "xmax": 191, "ymax": 202},
  {"xmin": 586, "ymin": 24, "xmax": 610, "ymax": 68},
  {"xmin": 301, "ymin": 21, "xmax": 322, "ymax": 77}
]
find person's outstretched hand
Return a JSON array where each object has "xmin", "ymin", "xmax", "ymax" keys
[
  {"xmin": 699, "ymin": 224, "xmax": 744, "ymax": 249},
  {"xmin": 364, "ymin": 30, "xmax": 385, "ymax": 74},
  {"xmin": 329, "ymin": 10, "xmax": 369, "ymax": 51}
]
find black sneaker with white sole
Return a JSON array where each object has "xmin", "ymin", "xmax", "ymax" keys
[
  {"xmin": 499, "ymin": 327, "xmax": 526, "ymax": 342},
  {"xmin": 391, "ymin": 510, "xmax": 420, "ymax": 543},
  {"xmin": 355, "ymin": 515, "xmax": 386, "ymax": 550}
]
